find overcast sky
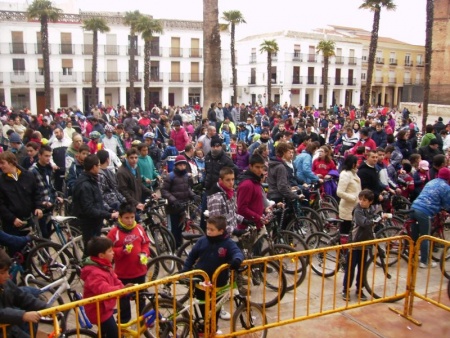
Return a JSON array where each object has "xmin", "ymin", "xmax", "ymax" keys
[{"xmin": 17, "ymin": 0, "xmax": 427, "ymax": 45}]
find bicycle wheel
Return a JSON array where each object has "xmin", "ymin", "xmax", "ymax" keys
[
  {"xmin": 146, "ymin": 255, "xmax": 191, "ymax": 304},
  {"xmin": 232, "ymin": 302, "xmax": 267, "ymax": 338},
  {"xmin": 261, "ymin": 244, "xmax": 306, "ymax": 291},
  {"xmin": 276, "ymin": 230, "xmax": 308, "ymax": 252},
  {"xmin": 363, "ymin": 249, "xmax": 408, "ymax": 302},
  {"xmin": 149, "ymin": 225, "xmax": 176, "ymax": 255},
  {"xmin": 306, "ymin": 233, "xmax": 341, "ymax": 277},
  {"xmin": 286, "ymin": 217, "xmax": 320, "ymax": 240},
  {"xmin": 430, "ymin": 225, "xmax": 446, "ymax": 262},
  {"xmin": 160, "ymin": 318, "xmax": 198, "ymax": 338},
  {"xmin": 298, "ymin": 206, "xmax": 323, "ymax": 230},
  {"xmin": 236, "ymin": 259, "xmax": 286, "ymax": 308},
  {"xmin": 62, "ymin": 328, "xmax": 98, "ymax": 337},
  {"xmin": 176, "ymin": 236, "xmax": 201, "ymax": 260},
  {"xmin": 374, "ymin": 226, "xmax": 407, "ymax": 265},
  {"xmin": 317, "ymin": 207, "xmax": 341, "ymax": 236},
  {"xmin": 319, "ymin": 195, "xmax": 339, "ymax": 211},
  {"xmin": 440, "ymin": 246, "xmax": 450, "ymax": 280},
  {"xmin": 141, "ymin": 298, "xmax": 189, "ymax": 338},
  {"xmin": 26, "ymin": 241, "xmax": 75, "ymax": 283}
]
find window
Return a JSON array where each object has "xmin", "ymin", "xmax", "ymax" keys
[
  {"xmin": 62, "ymin": 59, "xmax": 73, "ymax": 75},
  {"xmin": 362, "ymin": 49, "xmax": 368, "ymax": 61},
  {"xmin": 336, "ymin": 48, "xmax": 343, "ymax": 64},
  {"xmin": 61, "ymin": 32, "xmax": 72, "ymax": 54},
  {"xmin": 405, "ymin": 53, "xmax": 411, "ymax": 66},
  {"xmin": 106, "ymin": 34, "xmax": 118, "ymax": 55},
  {"xmin": 249, "ymin": 68, "xmax": 256, "ymax": 84},
  {"xmin": 37, "ymin": 59, "xmax": 44, "ymax": 75},
  {"xmin": 83, "ymin": 33, "xmax": 93, "ymax": 55},
  {"xmin": 250, "ymin": 48, "xmax": 256, "ymax": 63},
  {"xmin": 191, "ymin": 38, "xmax": 200, "ymax": 57},
  {"xmin": 294, "ymin": 44, "xmax": 301, "ymax": 58},
  {"xmin": 416, "ymin": 54, "xmax": 423, "ymax": 66},
  {"xmin": 171, "ymin": 37, "xmax": 181, "ymax": 57},
  {"xmin": 150, "ymin": 61, "xmax": 160, "ymax": 81},
  {"xmin": 128, "ymin": 35, "xmax": 138, "ymax": 55},
  {"xmin": 13, "ymin": 58, "xmax": 25, "ymax": 74},
  {"xmin": 151, "ymin": 37, "xmax": 160, "ymax": 57},
  {"xmin": 11, "ymin": 31, "xmax": 25, "ymax": 54},
  {"xmin": 404, "ymin": 71, "xmax": 411, "ymax": 84},
  {"xmin": 389, "ymin": 52, "xmax": 397, "ymax": 65},
  {"xmin": 361, "ymin": 72, "xmax": 366, "ymax": 80},
  {"xmin": 349, "ymin": 49, "xmax": 356, "ymax": 64}
]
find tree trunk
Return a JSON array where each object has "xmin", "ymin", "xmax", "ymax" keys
[
  {"xmin": 422, "ymin": 0, "xmax": 434, "ymax": 132},
  {"xmin": 203, "ymin": 0, "xmax": 222, "ymax": 117},
  {"xmin": 231, "ymin": 23, "xmax": 237, "ymax": 105},
  {"xmin": 363, "ymin": 8, "xmax": 381, "ymax": 116},
  {"xmin": 41, "ymin": 16, "xmax": 51, "ymax": 110},
  {"xmin": 267, "ymin": 53, "xmax": 272, "ymax": 111},
  {"xmin": 91, "ymin": 30, "xmax": 98, "ymax": 107},
  {"xmin": 323, "ymin": 56, "xmax": 329, "ymax": 112},
  {"xmin": 144, "ymin": 40, "xmax": 151, "ymax": 111},
  {"xmin": 129, "ymin": 32, "xmax": 136, "ymax": 109}
]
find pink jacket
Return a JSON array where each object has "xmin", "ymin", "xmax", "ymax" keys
[{"xmin": 170, "ymin": 128, "xmax": 189, "ymax": 151}]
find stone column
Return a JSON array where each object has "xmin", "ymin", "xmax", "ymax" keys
[
  {"xmin": 182, "ymin": 86, "xmax": 189, "ymax": 105},
  {"xmin": 299, "ymin": 88, "xmax": 306, "ymax": 107},
  {"xmin": 162, "ymin": 86, "xmax": 169, "ymax": 107},
  {"xmin": 28, "ymin": 88, "xmax": 36, "ymax": 115},
  {"xmin": 75, "ymin": 87, "xmax": 83, "ymax": 111},
  {"xmin": 119, "ymin": 86, "xmax": 127, "ymax": 108},
  {"xmin": 53, "ymin": 87, "xmax": 60, "ymax": 110},
  {"xmin": 313, "ymin": 88, "xmax": 320, "ymax": 108},
  {"xmin": 381, "ymin": 85, "xmax": 386, "ymax": 106}
]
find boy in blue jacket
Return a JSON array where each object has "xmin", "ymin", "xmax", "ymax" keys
[{"xmin": 182, "ymin": 215, "xmax": 243, "ymax": 334}]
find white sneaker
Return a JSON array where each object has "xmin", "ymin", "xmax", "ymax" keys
[
  {"xmin": 419, "ymin": 262, "xmax": 438, "ymax": 269},
  {"xmin": 216, "ymin": 330, "xmax": 223, "ymax": 334},
  {"xmin": 219, "ymin": 308, "xmax": 231, "ymax": 320}
]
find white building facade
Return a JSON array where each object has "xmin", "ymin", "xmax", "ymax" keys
[
  {"xmin": 0, "ymin": 5, "xmax": 232, "ymax": 114},
  {"xmin": 235, "ymin": 31, "xmax": 363, "ymax": 109}
]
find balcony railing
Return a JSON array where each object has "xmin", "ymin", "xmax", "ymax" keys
[
  {"xmin": 150, "ymin": 74, "xmax": 163, "ymax": 82},
  {"xmin": 389, "ymin": 58, "xmax": 397, "ymax": 65},
  {"xmin": 34, "ymin": 43, "xmax": 52, "ymax": 54},
  {"xmin": 59, "ymin": 72, "xmax": 77, "ymax": 82},
  {"xmin": 10, "ymin": 71, "xmax": 28, "ymax": 83},
  {"xmin": 416, "ymin": 61, "xmax": 424, "ymax": 67},
  {"xmin": 83, "ymin": 44, "xmax": 93, "ymax": 55},
  {"xmin": 404, "ymin": 61, "xmax": 413, "ymax": 67},
  {"xmin": 35, "ymin": 72, "xmax": 53, "ymax": 83},
  {"xmin": 105, "ymin": 45, "xmax": 119, "ymax": 55},
  {"xmin": 189, "ymin": 73, "xmax": 203, "ymax": 82},
  {"xmin": 169, "ymin": 47, "xmax": 182, "ymax": 57},
  {"xmin": 403, "ymin": 78, "xmax": 412, "ymax": 85},
  {"xmin": 335, "ymin": 56, "xmax": 344, "ymax": 64},
  {"xmin": 83, "ymin": 72, "xmax": 99, "ymax": 82},
  {"xmin": 348, "ymin": 57, "xmax": 357, "ymax": 65},
  {"xmin": 375, "ymin": 57, "xmax": 384, "ymax": 64},
  {"xmin": 249, "ymin": 55, "xmax": 256, "ymax": 63},
  {"xmin": 126, "ymin": 72, "xmax": 143, "ymax": 82},
  {"xmin": 347, "ymin": 78, "xmax": 356, "ymax": 86},
  {"xmin": 127, "ymin": 47, "xmax": 141, "ymax": 56},
  {"xmin": 10, "ymin": 43, "xmax": 26, "ymax": 54},
  {"xmin": 374, "ymin": 76, "xmax": 383, "ymax": 83},
  {"xmin": 189, "ymin": 48, "xmax": 202, "ymax": 57},
  {"xmin": 105, "ymin": 72, "xmax": 121, "ymax": 82},
  {"xmin": 362, "ymin": 56, "xmax": 368, "ymax": 62},
  {"xmin": 415, "ymin": 79, "xmax": 424, "ymax": 84},
  {"xmin": 292, "ymin": 76, "xmax": 302, "ymax": 84},
  {"xmin": 334, "ymin": 78, "xmax": 344, "ymax": 85},
  {"xmin": 388, "ymin": 78, "xmax": 396, "ymax": 84},
  {"xmin": 320, "ymin": 77, "xmax": 331, "ymax": 85},
  {"xmin": 272, "ymin": 54, "xmax": 278, "ymax": 62},
  {"xmin": 150, "ymin": 47, "xmax": 162, "ymax": 57},
  {"xmin": 292, "ymin": 52, "xmax": 302, "ymax": 61},
  {"xmin": 60, "ymin": 44, "xmax": 73, "ymax": 54},
  {"xmin": 307, "ymin": 54, "xmax": 317, "ymax": 62},
  {"xmin": 306, "ymin": 76, "xmax": 317, "ymax": 85},
  {"xmin": 248, "ymin": 76, "xmax": 256, "ymax": 85},
  {"xmin": 169, "ymin": 72, "xmax": 183, "ymax": 82}
]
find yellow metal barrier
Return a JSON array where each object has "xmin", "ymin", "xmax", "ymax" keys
[{"xmin": 8, "ymin": 234, "xmax": 450, "ymax": 337}]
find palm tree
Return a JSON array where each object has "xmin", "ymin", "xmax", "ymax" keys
[
  {"xmin": 27, "ymin": 0, "xmax": 62, "ymax": 110},
  {"xmin": 124, "ymin": 10, "xmax": 142, "ymax": 109},
  {"xmin": 82, "ymin": 18, "xmax": 110, "ymax": 108},
  {"xmin": 203, "ymin": 0, "xmax": 223, "ymax": 116},
  {"xmin": 316, "ymin": 40, "xmax": 336, "ymax": 112},
  {"xmin": 359, "ymin": 0, "xmax": 396, "ymax": 114},
  {"xmin": 259, "ymin": 39, "xmax": 279, "ymax": 111},
  {"xmin": 221, "ymin": 10, "xmax": 246, "ymax": 105},
  {"xmin": 136, "ymin": 16, "xmax": 163, "ymax": 111},
  {"xmin": 422, "ymin": 0, "xmax": 434, "ymax": 132}
]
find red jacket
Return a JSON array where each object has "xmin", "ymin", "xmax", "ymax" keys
[
  {"xmin": 107, "ymin": 224, "xmax": 151, "ymax": 279},
  {"xmin": 170, "ymin": 128, "xmax": 190, "ymax": 151},
  {"xmin": 237, "ymin": 171, "xmax": 265, "ymax": 229},
  {"xmin": 350, "ymin": 137, "xmax": 377, "ymax": 153},
  {"xmin": 81, "ymin": 258, "xmax": 124, "ymax": 324}
]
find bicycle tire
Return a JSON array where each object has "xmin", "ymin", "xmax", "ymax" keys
[
  {"xmin": 160, "ymin": 318, "xmax": 198, "ymax": 338},
  {"xmin": 319, "ymin": 194, "xmax": 339, "ymax": 211},
  {"xmin": 232, "ymin": 302, "xmax": 267, "ymax": 338},
  {"xmin": 63, "ymin": 328, "xmax": 98, "ymax": 337},
  {"xmin": 440, "ymin": 246, "xmax": 450, "ymax": 280},
  {"xmin": 298, "ymin": 206, "xmax": 323, "ymax": 230},
  {"xmin": 146, "ymin": 255, "xmax": 191, "ymax": 304},
  {"xmin": 261, "ymin": 244, "xmax": 306, "ymax": 291},
  {"xmin": 286, "ymin": 217, "xmax": 320, "ymax": 240},
  {"xmin": 149, "ymin": 224, "xmax": 176, "ymax": 256},
  {"xmin": 276, "ymin": 230, "xmax": 308, "ymax": 252},
  {"xmin": 363, "ymin": 252, "xmax": 406, "ymax": 303},
  {"xmin": 374, "ymin": 226, "xmax": 407, "ymax": 266},
  {"xmin": 236, "ymin": 259, "xmax": 287, "ymax": 308},
  {"xmin": 176, "ymin": 236, "xmax": 201, "ymax": 260},
  {"xmin": 306, "ymin": 232, "xmax": 340, "ymax": 277},
  {"xmin": 25, "ymin": 241, "xmax": 75, "ymax": 283},
  {"xmin": 317, "ymin": 207, "xmax": 341, "ymax": 236},
  {"xmin": 140, "ymin": 298, "xmax": 189, "ymax": 338}
]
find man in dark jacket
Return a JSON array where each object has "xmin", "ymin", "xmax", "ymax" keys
[
  {"xmin": 433, "ymin": 117, "xmax": 446, "ymax": 134},
  {"xmin": 371, "ymin": 122, "xmax": 387, "ymax": 148},
  {"xmin": 72, "ymin": 154, "xmax": 118, "ymax": 253},
  {"xmin": 418, "ymin": 138, "xmax": 442, "ymax": 165},
  {"xmin": 357, "ymin": 150, "xmax": 384, "ymax": 203},
  {"xmin": 0, "ymin": 151, "xmax": 44, "ymax": 253}
]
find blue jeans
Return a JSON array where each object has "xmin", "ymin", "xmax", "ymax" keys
[
  {"xmin": 100, "ymin": 315, "xmax": 118, "ymax": 338},
  {"xmin": 411, "ymin": 209, "xmax": 432, "ymax": 264}
]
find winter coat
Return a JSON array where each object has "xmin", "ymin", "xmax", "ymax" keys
[
  {"xmin": 294, "ymin": 151, "xmax": 319, "ymax": 184},
  {"xmin": 204, "ymin": 150, "xmax": 238, "ymax": 193},
  {"xmin": 117, "ymin": 162, "xmax": 152, "ymax": 208},
  {"xmin": 411, "ymin": 178, "xmax": 450, "ymax": 217},
  {"xmin": 237, "ymin": 170, "xmax": 265, "ymax": 229},
  {"xmin": 418, "ymin": 145, "xmax": 442, "ymax": 165},
  {"xmin": 357, "ymin": 162, "xmax": 382, "ymax": 201},
  {"xmin": 138, "ymin": 155, "xmax": 159, "ymax": 188},
  {"xmin": 235, "ymin": 151, "xmax": 250, "ymax": 172},
  {"xmin": 351, "ymin": 204, "xmax": 377, "ymax": 244},
  {"xmin": 336, "ymin": 169, "xmax": 361, "ymax": 221},
  {"xmin": 170, "ymin": 128, "xmax": 189, "ymax": 152},
  {"xmin": 396, "ymin": 139, "xmax": 413, "ymax": 159},
  {"xmin": 372, "ymin": 130, "xmax": 387, "ymax": 148},
  {"xmin": 267, "ymin": 157, "xmax": 298, "ymax": 201},
  {"xmin": 107, "ymin": 224, "xmax": 151, "ymax": 279},
  {"xmin": 80, "ymin": 258, "xmax": 124, "ymax": 324},
  {"xmin": 207, "ymin": 183, "xmax": 243, "ymax": 234},
  {"xmin": 182, "ymin": 234, "xmax": 244, "ymax": 287},
  {"xmin": 161, "ymin": 169, "xmax": 195, "ymax": 214}
]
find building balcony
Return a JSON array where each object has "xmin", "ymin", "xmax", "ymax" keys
[
  {"xmin": 272, "ymin": 54, "xmax": 278, "ymax": 62},
  {"xmin": 305, "ymin": 76, "xmax": 318, "ymax": 85},
  {"xmin": 126, "ymin": 72, "xmax": 143, "ymax": 82},
  {"xmin": 82, "ymin": 44, "xmax": 93, "ymax": 55},
  {"xmin": 307, "ymin": 54, "xmax": 317, "ymax": 62},
  {"xmin": 374, "ymin": 76, "xmax": 383, "ymax": 84},
  {"xmin": 335, "ymin": 56, "xmax": 344, "ymax": 64},
  {"xmin": 347, "ymin": 78, "xmax": 357, "ymax": 86},
  {"xmin": 249, "ymin": 55, "xmax": 256, "ymax": 64},
  {"xmin": 127, "ymin": 47, "xmax": 142, "ymax": 56},
  {"xmin": 375, "ymin": 57, "xmax": 384, "ymax": 64},
  {"xmin": 389, "ymin": 58, "xmax": 398, "ymax": 65},
  {"xmin": 82, "ymin": 72, "xmax": 99, "ymax": 82},
  {"xmin": 362, "ymin": 55, "xmax": 368, "ymax": 63},
  {"xmin": 150, "ymin": 47, "xmax": 162, "ymax": 57},
  {"xmin": 415, "ymin": 79, "xmax": 424, "ymax": 85},
  {"xmin": 189, "ymin": 73, "xmax": 203, "ymax": 82},
  {"xmin": 416, "ymin": 61, "xmax": 424, "ymax": 67},
  {"xmin": 10, "ymin": 43, "xmax": 26, "ymax": 54},
  {"xmin": 10, "ymin": 71, "xmax": 28, "ymax": 83},
  {"xmin": 189, "ymin": 48, "xmax": 202, "ymax": 58},
  {"xmin": 34, "ymin": 43, "xmax": 52, "ymax": 55},
  {"xmin": 348, "ymin": 57, "xmax": 357, "ymax": 65},
  {"xmin": 150, "ymin": 73, "xmax": 163, "ymax": 82},
  {"xmin": 404, "ymin": 61, "xmax": 413, "ymax": 67},
  {"xmin": 388, "ymin": 78, "xmax": 396, "ymax": 84},
  {"xmin": 59, "ymin": 72, "xmax": 77, "ymax": 82},
  {"xmin": 334, "ymin": 78, "xmax": 344, "ymax": 85},
  {"xmin": 104, "ymin": 45, "xmax": 119, "ymax": 55},
  {"xmin": 248, "ymin": 77, "xmax": 256, "ymax": 85},
  {"xmin": 104, "ymin": 72, "xmax": 122, "ymax": 82},
  {"xmin": 403, "ymin": 78, "xmax": 412, "ymax": 85},
  {"xmin": 169, "ymin": 72, "xmax": 183, "ymax": 82},
  {"xmin": 34, "ymin": 72, "xmax": 53, "ymax": 83},
  {"xmin": 292, "ymin": 52, "xmax": 302, "ymax": 62},
  {"xmin": 169, "ymin": 47, "xmax": 182, "ymax": 57},
  {"xmin": 59, "ymin": 44, "xmax": 73, "ymax": 55},
  {"xmin": 292, "ymin": 76, "xmax": 302, "ymax": 84}
]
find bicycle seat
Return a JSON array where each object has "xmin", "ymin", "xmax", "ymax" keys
[
  {"xmin": 51, "ymin": 216, "xmax": 77, "ymax": 222},
  {"xmin": 396, "ymin": 209, "xmax": 414, "ymax": 215},
  {"xmin": 181, "ymin": 233, "xmax": 203, "ymax": 241},
  {"xmin": 326, "ymin": 217, "xmax": 344, "ymax": 223}
]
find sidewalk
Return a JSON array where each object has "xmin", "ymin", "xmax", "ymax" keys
[{"xmin": 268, "ymin": 292, "xmax": 450, "ymax": 337}]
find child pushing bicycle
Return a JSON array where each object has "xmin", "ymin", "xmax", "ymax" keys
[{"xmin": 182, "ymin": 215, "xmax": 244, "ymax": 335}]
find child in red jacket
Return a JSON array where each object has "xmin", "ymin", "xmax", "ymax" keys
[
  {"xmin": 107, "ymin": 202, "xmax": 151, "ymax": 323},
  {"xmin": 81, "ymin": 237, "xmax": 125, "ymax": 338}
]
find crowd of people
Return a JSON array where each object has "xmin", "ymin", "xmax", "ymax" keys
[{"xmin": 1, "ymin": 100, "xmax": 450, "ymax": 336}]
